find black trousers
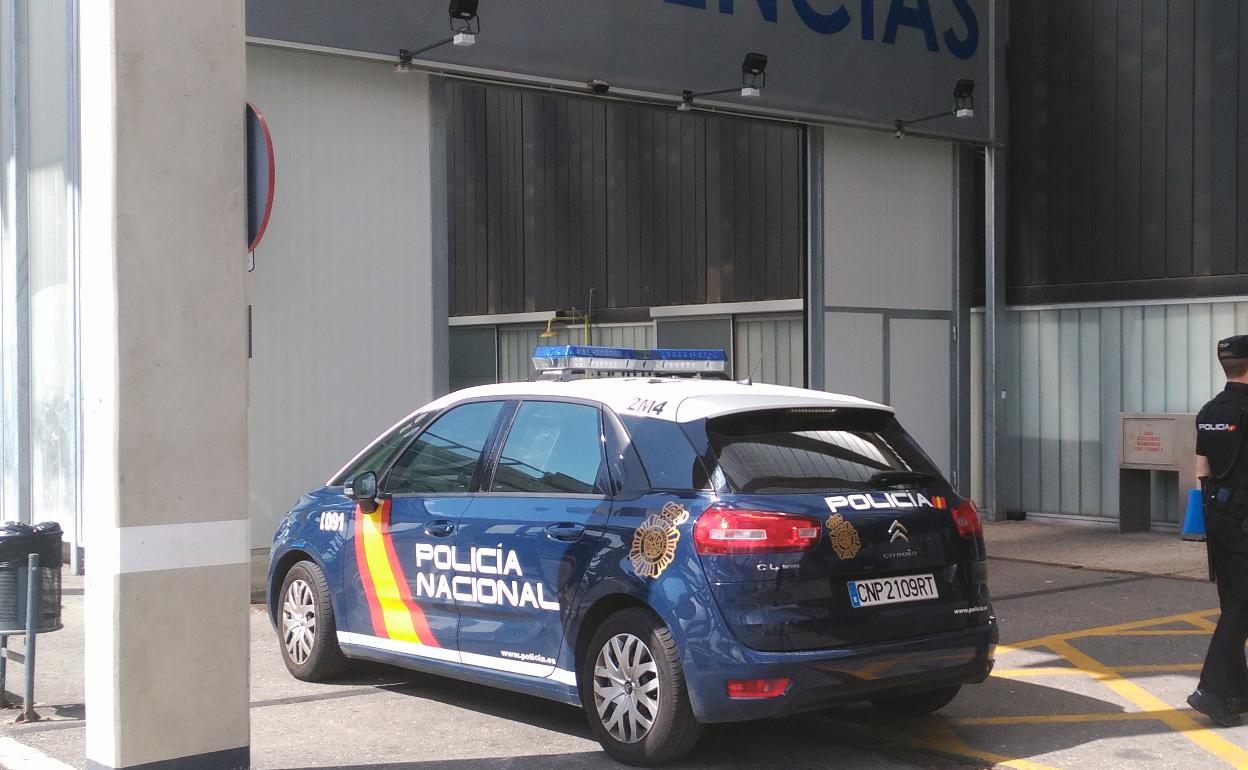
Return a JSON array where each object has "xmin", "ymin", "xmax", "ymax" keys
[{"xmin": 1199, "ymin": 542, "xmax": 1248, "ymax": 699}]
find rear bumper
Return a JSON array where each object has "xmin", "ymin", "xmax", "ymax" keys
[{"xmin": 683, "ymin": 616, "xmax": 998, "ymax": 723}]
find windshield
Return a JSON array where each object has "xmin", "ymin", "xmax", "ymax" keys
[{"xmin": 705, "ymin": 408, "xmax": 941, "ymax": 494}]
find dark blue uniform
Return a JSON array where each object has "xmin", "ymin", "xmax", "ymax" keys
[{"xmin": 1195, "ymin": 336, "xmax": 1248, "ymax": 717}]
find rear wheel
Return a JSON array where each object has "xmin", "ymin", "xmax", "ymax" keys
[
  {"xmin": 278, "ymin": 560, "xmax": 348, "ymax": 681},
  {"xmin": 871, "ymin": 684, "xmax": 961, "ymax": 715},
  {"xmin": 579, "ymin": 608, "xmax": 703, "ymax": 766}
]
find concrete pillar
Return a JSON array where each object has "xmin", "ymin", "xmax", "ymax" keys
[{"xmin": 80, "ymin": 2, "xmax": 250, "ymax": 769}]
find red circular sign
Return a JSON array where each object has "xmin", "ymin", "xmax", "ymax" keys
[{"xmin": 246, "ymin": 102, "xmax": 276, "ymax": 252}]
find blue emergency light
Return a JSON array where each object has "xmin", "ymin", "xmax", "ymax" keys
[{"xmin": 532, "ymin": 346, "xmax": 728, "ymax": 377}]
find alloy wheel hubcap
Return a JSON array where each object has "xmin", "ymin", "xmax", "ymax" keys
[
  {"xmin": 282, "ymin": 578, "xmax": 317, "ymax": 665},
  {"xmin": 592, "ymin": 633, "xmax": 660, "ymax": 744}
]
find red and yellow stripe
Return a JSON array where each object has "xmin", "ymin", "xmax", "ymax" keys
[{"xmin": 354, "ymin": 499, "xmax": 440, "ymax": 647}]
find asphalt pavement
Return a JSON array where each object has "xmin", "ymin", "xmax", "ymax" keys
[{"xmin": 2, "ymin": 520, "xmax": 1243, "ymax": 770}]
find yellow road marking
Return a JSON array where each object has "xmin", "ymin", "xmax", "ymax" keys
[
  {"xmin": 914, "ymin": 720, "xmax": 1062, "ymax": 770},
  {"xmin": 993, "ymin": 666, "xmax": 1084, "ymax": 678},
  {"xmin": 857, "ymin": 608, "xmax": 1234, "ymax": 769},
  {"xmin": 1115, "ymin": 663, "xmax": 1204, "ymax": 673},
  {"xmin": 994, "ymin": 663, "xmax": 1203, "ymax": 678},
  {"xmin": 1188, "ymin": 615, "xmax": 1220, "ymax": 631},
  {"xmin": 1002, "ymin": 609, "xmax": 1223, "ymax": 651},
  {"xmin": 1046, "ymin": 638, "xmax": 1248, "ymax": 768},
  {"xmin": 952, "ymin": 711, "xmax": 1176, "ymax": 727}
]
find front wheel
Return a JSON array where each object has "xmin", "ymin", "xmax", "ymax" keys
[
  {"xmin": 579, "ymin": 608, "xmax": 703, "ymax": 766},
  {"xmin": 871, "ymin": 684, "xmax": 961, "ymax": 716},
  {"xmin": 278, "ymin": 560, "xmax": 348, "ymax": 681}
]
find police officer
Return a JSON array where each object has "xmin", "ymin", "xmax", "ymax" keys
[{"xmin": 1189, "ymin": 335, "xmax": 1248, "ymax": 727}]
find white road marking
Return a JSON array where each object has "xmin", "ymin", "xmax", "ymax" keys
[{"xmin": 0, "ymin": 737, "xmax": 76, "ymax": 770}]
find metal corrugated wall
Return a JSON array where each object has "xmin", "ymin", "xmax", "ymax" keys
[
  {"xmin": 1009, "ymin": 0, "xmax": 1248, "ymax": 303},
  {"xmin": 446, "ymin": 81, "xmax": 805, "ymax": 315},
  {"xmin": 497, "ymin": 323, "xmax": 656, "ymax": 383},
  {"xmin": 734, "ymin": 314, "xmax": 804, "ymax": 388},
  {"xmin": 972, "ymin": 300, "xmax": 1248, "ymax": 523}
]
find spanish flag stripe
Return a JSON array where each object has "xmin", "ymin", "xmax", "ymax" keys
[
  {"xmin": 353, "ymin": 506, "xmax": 387, "ymax": 637},
  {"xmin": 358, "ymin": 500, "xmax": 422, "ymax": 644},
  {"xmin": 379, "ymin": 513, "xmax": 440, "ymax": 648}
]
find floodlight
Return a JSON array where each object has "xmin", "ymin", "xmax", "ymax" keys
[
  {"xmin": 893, "ymin": 78, "xmax": 977, "ymax": 137},
  {"xmin": 449, "ymin": 0, "xmax": 480, "ymax": 34},
  {"xmin": 677, "ymin": 52, "xmax": 769, "ymax": 112},
  {"xmin": 742, "ymin": 52, "xmax": 768, "ymax": 88},
  {"xmin": 954, "ymin": 78, "xmax": 975, "ymax": 118},
  {"xmin": 394, "ymin": 1, "xmax": 482, "ymax": 73},
  {"xmin": 449, "ymin": 0, "xmax": 478, "ymax": 21}
]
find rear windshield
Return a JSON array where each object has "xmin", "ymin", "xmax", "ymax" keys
[{"xmin": 705, "ymin": 408, "xmax": 940, "ymax": 495}]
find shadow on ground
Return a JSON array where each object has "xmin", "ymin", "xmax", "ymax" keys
[{"xmin": 262, "ymin": 661, "xmax": 1205, "ymax": 769}]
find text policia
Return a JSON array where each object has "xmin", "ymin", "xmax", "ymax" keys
[{"xmin": 413, "ymin": 543, "xmax": 560, "ymax": 612}]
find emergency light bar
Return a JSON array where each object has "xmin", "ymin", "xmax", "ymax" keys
[{"xmin": 532, "ymin": 346, "xmax": 728, "ymax": 379}]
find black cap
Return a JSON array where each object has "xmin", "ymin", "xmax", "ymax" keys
[{"xmin": 1218, "ymin": 335, "xmax": 1248, "ymax": 360}]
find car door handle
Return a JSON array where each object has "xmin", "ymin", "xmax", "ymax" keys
[
  {"xmin": 424, "ymin": 520, "xmax": 456, "ymax": 538},
  {"xmin": 546, "ymin": 523, "xmax": 585, "ymax": 542}
]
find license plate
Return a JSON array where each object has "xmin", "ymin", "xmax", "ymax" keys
[{"xmin": 848, "ymin": 573, "xmax": 938, "ymax": 608}]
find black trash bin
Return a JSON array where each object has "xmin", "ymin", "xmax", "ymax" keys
[{"xmin": 0, "ymin": 521, "xmax": 63, "ymax": 634}]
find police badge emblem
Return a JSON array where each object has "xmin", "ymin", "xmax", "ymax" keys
[
  {"xmin": 629, "ymin": 501, "xmax": 690, "ymax": 579},
  {"xmin": 826, "ymin": 513, "xmax": 861, "ymax": 559}
]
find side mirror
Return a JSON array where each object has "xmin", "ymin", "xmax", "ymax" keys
[{"xmin": 344, "ymin": 471, "xmax": 379, "ymax": 514}]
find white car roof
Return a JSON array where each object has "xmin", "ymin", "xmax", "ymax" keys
[
  {"xmin": 329, "ymin": 377, "xmax": 892, "ymax": 484},
  {"xmin": 419, "ymin": 377, "xmax": 892, "ymax": 424}
]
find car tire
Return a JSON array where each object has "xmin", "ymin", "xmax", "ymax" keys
[
  {"xmin": 278, "ymin": 560, "xmax": 348, "ymax": 681},
  {"xmin": 579, "ymin": 607, "xmax": 703, "ymax": 767},
  {"xmin": 871, "ymin": 684, "xmax": 961, "ymax": 715}
]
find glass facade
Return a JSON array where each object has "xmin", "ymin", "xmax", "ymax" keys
[{"xmin": 0, "ymin": 0, "xmax": 80, "ymax": 567}]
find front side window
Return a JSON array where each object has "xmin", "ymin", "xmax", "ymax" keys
[
  {"xmin": 384, "ymin": 401, "xmax": 504, "ymax": 494},
  {"xmin": 706, "ymin": 408, "xmax": 940, "ymax": 495},
  {"xmin": 491, "ymin": 401, "xmax": 606, "ymax": 495},
  {"xmin": 331, "ymin": 413, "xmax": 431, "ymax": 486}
]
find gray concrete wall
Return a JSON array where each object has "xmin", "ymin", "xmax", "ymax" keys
[
  {"xmin": 245, "ymin": 46, "xmax": 445, "ymax": 548},
  {"xmin": 80, "ymin": 1, "xmax": 251, "ymax": 767},
  {"xmin": 820, "ymin": 125, "xmax": 956, "ymax": 476}
]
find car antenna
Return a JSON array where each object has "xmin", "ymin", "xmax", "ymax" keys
[{"xmin": 738, "ymin": 355, "xmax": 763, "ymax": 386}]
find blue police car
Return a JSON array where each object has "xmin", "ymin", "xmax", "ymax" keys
[{"xmin": 268, "ymin": 346, "xmax": 996, "ymax": 766}]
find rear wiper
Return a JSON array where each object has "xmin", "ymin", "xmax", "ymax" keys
[{"xmin": 867, "ymin": 470, "xmax": 938, "ymax": 488}]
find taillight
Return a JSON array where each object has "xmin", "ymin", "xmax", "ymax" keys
[
  {"xmin": 952, "ymin": 499, "xmax": 983, "ymax": 538},
  {"xmin": 693, "ymin": 507, "xmax": 820, "ymax": 554},
  {"xmin": 726, "ymin": 678, "xmax": 791, "ymax": 699}
]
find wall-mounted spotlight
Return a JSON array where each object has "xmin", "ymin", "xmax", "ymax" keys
[
  {"xmin": 587, "ymin": 79, "xmax": 611, "ymax": 95},
  {"xmin": 893, "ymin": 78, "xmax": 976, "ymax": 137},
  {"xmin": 395, "ymin": 0, "xmax": 480, "ymax": 73},
  {"xmin": 678, "ymin": 52, "xmax": 769, "ymax": 112},
  {"xmin": 741, "ymin": 52, "xmax": 768, "ymax": 96},
  {"xmin": 953, "ymin": 78, "xmax": 975, "ymax": 118},
  {"xmin": 448, "ymin": 0, "xmax": 480, "ymax": 43}
]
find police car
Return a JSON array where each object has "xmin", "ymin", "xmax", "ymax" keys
[{"xmin": 267, "ymin": 346, "xmax": 996, "ymax": 766}]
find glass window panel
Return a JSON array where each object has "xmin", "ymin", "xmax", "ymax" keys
[
  {"xmin": 492, "ymin": 401, "xmax": 604, "ymax": 495},
  {"xmin": 384, "ymin": 401, "xmax": 503, "ymax": 494}
]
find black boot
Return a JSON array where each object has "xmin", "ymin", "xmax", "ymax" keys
[{"xmin": 1188, "ymin": 690, "xmax": 1243, "ymax": 727}]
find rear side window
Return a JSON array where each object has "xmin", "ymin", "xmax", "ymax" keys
[
  {"xmin": 384, "ymin": 401, "xmax": 504, "ymax": 494},
  {"xmin": 618, "ymin": 415, "xmax": 710, "ymax": 491},
  {"xmin": 331, "ymin": 413, "xmax": 431, "ymax": 486},
  {"xmin": 706, "ymin": 408, "xmax": 940, "ymax": 495},
  {"xmin": 491, "ymin": 401, "xmax": 605, "ymax": 495}
]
